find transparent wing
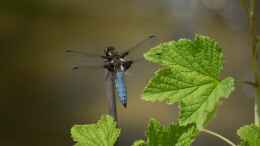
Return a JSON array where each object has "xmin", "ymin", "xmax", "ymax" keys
[
  {"xmin": 118, "ymin": 35, "xmax": 160, "ymax": 82},
  {"xmin": 121, "ymin": 36, "xmax": 160, "ymax": 90},
  {"xmin": 65, "ymin": 48, "xmax": 105, "ymax": 70},
  {"xmin": 65, "ymin": 48, "xmax": 108, "ymax": 101},
  {"xmin": 120, "ymin": 35, "xmax": 160, "ymax": 61},
  {"xmin": 65, "ymin": 49, "xmax": 101, "ymax": 58},
  {"xmin": 71, "ymin": 64, "xmax": 104, "ymax": 70}
]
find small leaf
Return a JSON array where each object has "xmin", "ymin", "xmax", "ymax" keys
[
  {"xmin": 237, "ymin": 124, "xmax": 260, "ymax": 146},
  {"xmin": 132, "ymin": 119, "xmax": 199, "ymax": 146},
  {"xmin": 71, "ymin": 115, "xmax": 120, "ymax": 146},
  {"xmin": 143, "ymin": 35, "xmax": 235, "ymax": 128},
  {"xmin": 132, "ymin": 140, "xmax": 146, "ymax": 146}
]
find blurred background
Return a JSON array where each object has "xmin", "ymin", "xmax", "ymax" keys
[{"xmin": 1, "ymin": 0, "xmax": 259, "ymax": 146}]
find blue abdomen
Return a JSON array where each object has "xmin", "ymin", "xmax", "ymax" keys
[{"xmin": 115, "ymin": 71, "xmax": 127, "ymax": 107}]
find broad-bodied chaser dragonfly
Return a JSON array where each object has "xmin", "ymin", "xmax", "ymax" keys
[{"xmin": 66, "ymin": 35, "xmax": 158, "ymax": 108}]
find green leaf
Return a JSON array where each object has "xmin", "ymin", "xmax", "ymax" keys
[
  {"xmin": 71, "ymin": 115, "xmax": 120, "ymax": 146},
  {"xmin": 132, "ymin": 140, "xmax": 146, "ymax": 146},
  {"xmin": 132, "ymin": 119, "xmax": 198, "ymax": 146},
  {"xmin": 237, "ymin": 124, "xmax": 260, "ymax": 146},
  {"xmin": 143, "ymin": 35, "xmax": 235, "ymax": 128}
]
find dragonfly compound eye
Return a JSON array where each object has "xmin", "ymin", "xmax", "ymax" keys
[{"xmin": 105, "ymin": 46, "xmax": 116, "ymax": 55}]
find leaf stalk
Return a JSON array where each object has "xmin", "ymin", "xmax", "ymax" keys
[
  {"xmin": 201, "ymin": 129, "xmax": 237, "ymax": 146},
  {"xmin": 249, "ymin": 0, "xmax": 260, "ymax": 125}
]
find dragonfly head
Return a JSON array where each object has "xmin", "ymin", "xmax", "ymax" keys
[
  {"xmin": 103, "ymin": 46, "xmax": 133, "ymax": 72},
  {"xmin": 105, "ymin": 46, "xmax": 116, "ymax": 56}
]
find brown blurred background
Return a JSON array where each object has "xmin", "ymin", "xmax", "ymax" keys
[{"xmin": 1, "ymin": 0, "xmax": 259, "ymax": 146}]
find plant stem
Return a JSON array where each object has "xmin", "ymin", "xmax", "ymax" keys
[
  {"xmin": 105, "ymin": 70, "xmax": 118, "ymax": 122},
  {"xmin": 249, "ymin": 0, "xmax": 260, "ymax": 125},
  {"xmin": 105, "ymin": 71, "xmax": 119, "ymax": 146},
  {"xmin": 201, "ymin": 129, "xmax": 237, "ymax": 146}
]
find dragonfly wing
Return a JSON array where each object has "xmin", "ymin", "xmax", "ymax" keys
[
  {"xmin": 65, "ymin": 48, "xmax": 105, "ymax": 70},
  {"xmin": 65, "ymin": 49, "xmax": 101, "ymax": 58},
  {"xmin": 120, "ymin": 35, "xmax": 160, "ymax": 61},
  {"xmin": 72, "ymin": 64, "xmax": 104, "ymax": 70}
]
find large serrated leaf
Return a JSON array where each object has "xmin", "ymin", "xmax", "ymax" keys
[
  {"xmin": 71, "ymin": 115, "xmax": 120, "ymax": 146},
  {"xmin": 237, "ymin": 124, "xmax": 260, "ymax": 146},
  {"xmin": 143, "ymin": 35, "xmax": 235, "ymax": 128},
  {"xmin": 132, "ymin": 119, "xmax": 198, "ymax": 146}
]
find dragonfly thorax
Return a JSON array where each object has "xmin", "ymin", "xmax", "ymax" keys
[{"xmin": 103, "ymin": 46, "xmax": 133, "ymax": 72}]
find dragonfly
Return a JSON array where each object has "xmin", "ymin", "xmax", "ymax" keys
[{"xmin": 66, "ymin": 35, "xmax": 158, "ymax": 108}]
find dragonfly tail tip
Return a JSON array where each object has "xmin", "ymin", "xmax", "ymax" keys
[
  {"xmin": 72, "ymin": 66, "xmax": 79, "ymax": 70},
  {"xmin": 149, "ymin": 35, "xmax": 156, "ymax": 38},
  {"xmin": 65, "ymin": 49, "xmax": 72, "ymax": 53},
  {"xmin": 123, "ymin": 103, "xmax": 127, "ymax": 108}
]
